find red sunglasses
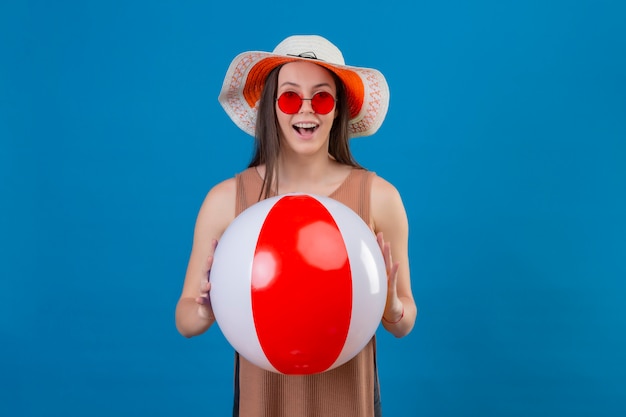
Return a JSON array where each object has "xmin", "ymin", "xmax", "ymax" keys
[{"xmin": 276, "ymin": 91, "xmax": 336, "ymax": 115}]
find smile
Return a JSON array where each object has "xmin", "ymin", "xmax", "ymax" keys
[{"xmin": 293, "ymin": 122, "xmax": 319, "ymax": 135}]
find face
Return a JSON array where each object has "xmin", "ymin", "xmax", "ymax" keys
[{"xmin": 275, "ymin": 61, "xmax": 337, "ymax": 156}]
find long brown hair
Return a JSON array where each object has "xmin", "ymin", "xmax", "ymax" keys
[{"xmin": 248, "ymin": 63, "xmax": 363, "ymax": 200}]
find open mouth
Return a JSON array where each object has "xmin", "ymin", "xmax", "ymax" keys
[{"xmin": 293, "ymin": 122, "xmax": 319, "ymax": 135}]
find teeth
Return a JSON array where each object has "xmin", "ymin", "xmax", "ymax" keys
[{"xmin": 294, "ymin": 123, "xmax": 317, "ymax": 129}]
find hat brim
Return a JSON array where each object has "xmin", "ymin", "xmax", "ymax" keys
[{"xmin": 218, "ymin": 52, "xmax": 389, "ymax": 138}]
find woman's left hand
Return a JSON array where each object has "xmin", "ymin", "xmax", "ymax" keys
[{"xmin": 377, "ymin": 232, "xmax": 404, "ymax": 323}]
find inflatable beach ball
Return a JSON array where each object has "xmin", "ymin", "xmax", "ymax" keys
[{"xmin": 209, "ymin": 193, "xmax": 387, "ymax": 375}]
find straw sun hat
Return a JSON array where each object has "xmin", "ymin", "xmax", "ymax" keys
[{"xmin": 218, "ymin": 35, "xmax": 390, "ymax": 138}]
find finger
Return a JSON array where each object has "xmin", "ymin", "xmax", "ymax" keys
[
  {"xmin": 376, "ymin": 232, "xmax": 384, "ymax": 251},
  {"xmin": 205, "ymin": 254, "xmax": 214, "ymax": 271},
  {"xmin": 383, "ymin": 262, "xmax": 402, "ymax": 322},
  {"xmin": 387, "ymin": 262, "xmax": 400, "ymax": 289},
  {"xmin": 199, "ymin": 280, "xmax": 211, "ymax": 293},
  {"xmin": 195, "ymin": 295, "xmax": 210, "ymax": 305},
  {"xmin": 383, "ymin": 242, "xmax": 393, "ymax": 274},
  {"xmin": 377, "ymin": 232, "xmax": 395, "ymax": 276},
  {"xmin": 205, "ymin": 255, "xmax": 215, "ymax": 284},
  {"xmin": 205, "ymin": 239, "xmax": 219, "ymax": 270}
]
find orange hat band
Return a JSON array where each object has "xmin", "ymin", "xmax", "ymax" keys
[{"xmin": 243, "ymin": 57, "xmax": 365, "ymax": 120}]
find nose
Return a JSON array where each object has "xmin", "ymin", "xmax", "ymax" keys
[{"xmin": 299, "ymin": 98, "xmax": 314, "ymax": 113}]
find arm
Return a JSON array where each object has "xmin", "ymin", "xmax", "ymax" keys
[
  {"xmin": 371, "ymin": 176, "xmax": 417, "ymax": 338},
  {"xmin": 175, "ymin": 178, "xmax": 236, "ymax": 338}
]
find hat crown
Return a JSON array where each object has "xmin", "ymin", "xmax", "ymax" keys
[{"xmin": 272, "ymin": 35, "xmax": 345, "ymax": 66}]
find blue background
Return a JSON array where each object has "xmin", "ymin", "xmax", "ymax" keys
[{"xmin": 1, "ymin": 1, "xmax": 625, "ymax": 416}]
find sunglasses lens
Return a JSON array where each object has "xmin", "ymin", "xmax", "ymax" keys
[
  {"xmin": 311, "ymin": 92, "xmax": 335, "ymax": 115},
  {"xmin": 277, "ymin": 92, "xmax": 302, "ymax": 114}
]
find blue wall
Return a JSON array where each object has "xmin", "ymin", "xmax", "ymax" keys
[{"xmin": 1, "ymin": 1, "xmax": 624, "ymax": 416}]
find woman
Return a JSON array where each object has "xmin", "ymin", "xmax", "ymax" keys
[{"xmin": 176, "ymin": 35, "xmax": 417, "ymax": 417}]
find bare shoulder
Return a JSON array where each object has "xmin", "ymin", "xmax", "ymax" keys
[
  {"xmin": 370, "ymin": 174, "xmax": 408, "ymax": 232},
  {"xmin": 371, "ymin": 174, "xmax": 405, "ymax": 211},
  {"xmin": 207, "ymin": 176, "xmax": 237, "ymax": 200},
  {"xmin": 371, "ymin": 174, "xmax": 401, "ymax": 199},
  {"xmin": 195, "ymin": 177, "xmax": 237, "ymax": 239}
]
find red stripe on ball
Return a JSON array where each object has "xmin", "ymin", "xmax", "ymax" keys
[{"xmin": 251, "ymin": 195, "xmax": 352, "ymax": 374}]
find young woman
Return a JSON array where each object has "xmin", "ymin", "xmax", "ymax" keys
[{"xmin": 176, "ymin": 35, "xmax": 417, "ymax": 417}]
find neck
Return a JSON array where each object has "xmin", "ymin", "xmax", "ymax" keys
[
  {"xmin": 256, "ymin": 153, "xmax": 352, "ymax": 197},
  {"xmin": 276, "ymin": 152, "xmax": 334, "ymax": 188}
]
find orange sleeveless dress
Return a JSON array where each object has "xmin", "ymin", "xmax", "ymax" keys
[{"xmin": 231, "ymin": 167, "xmax": 382, "ymax": 417}]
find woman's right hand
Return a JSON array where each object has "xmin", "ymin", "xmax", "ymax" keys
[{"xmin": 195, "ymin": 239, "xmax": 218, "ymax": 321}]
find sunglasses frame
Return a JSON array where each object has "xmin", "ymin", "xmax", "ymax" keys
[{"xmin": 276, "ymin": 91, "xmax": 337, "ymax": 115}]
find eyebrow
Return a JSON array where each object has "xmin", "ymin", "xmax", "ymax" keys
[{"xmin": 279, "ymin": 81, "xmax": 333, "ymax": 89}]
